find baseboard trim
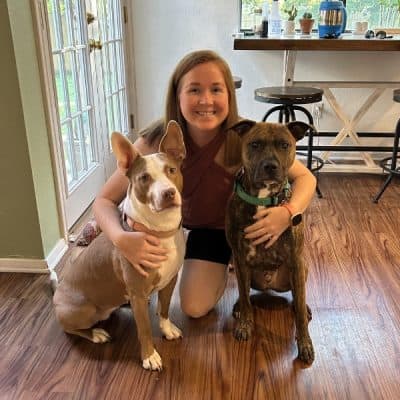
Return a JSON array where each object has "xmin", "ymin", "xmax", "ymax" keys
[
  {"xmin": 0, "ymin": 238, "xmax": 68, "ymax": 274},
  {"xmin": 46, "ymin": 238, "xmax": 68, "ymax": 270},
  {"xmin": 0, "ymin": 258, "xmax": 49, "ymax": 273}
]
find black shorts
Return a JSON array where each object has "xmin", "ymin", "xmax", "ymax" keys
[{"xmin": 184, "ymin": 228, "xmax": 232, "ymax": 265}]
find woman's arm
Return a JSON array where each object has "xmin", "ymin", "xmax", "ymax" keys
[
  {"xmin": 92, "ymin": 135, "xmax": 167, "ymax": 277},
  {"xmin": 244, "ymin": 160, "xmax": 316, "ymax": 247}
]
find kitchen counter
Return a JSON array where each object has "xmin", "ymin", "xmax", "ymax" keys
[
  {"xmin": 234, "ymin": 34, "xmax": 400, "ymax": 51},
  {"xmin": 233, "ymin": 34, "xmax": 400, "ymax": 172}
]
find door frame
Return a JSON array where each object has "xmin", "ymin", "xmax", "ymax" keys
[{"xmin": 31, "ymin": 0, "xmax": 137, "ymax": 236}]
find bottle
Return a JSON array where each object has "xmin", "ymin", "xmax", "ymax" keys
[
  {"xmin": 261, "ymin": 1, "xmax": 269, "ymax": 37},
  {"xmin": 268, "ymin": 0, "xmax": 282, "ymax": 37}
]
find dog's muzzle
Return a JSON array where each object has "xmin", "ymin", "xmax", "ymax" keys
[{"xmin": 253, "ymin": 159, "xmax": 283, "ymax": 187}]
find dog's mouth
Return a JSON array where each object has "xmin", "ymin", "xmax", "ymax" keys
[{"xmin": 150, "ymin": 203, "xmax": 181, "ymax": 213}]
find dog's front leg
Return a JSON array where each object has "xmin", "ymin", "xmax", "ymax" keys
[
  {"xmin": 291, "ymin": 256, "xmax": 315, "ymax": 365},
  {"xmin": 130, "ymin": 295, "xmax": 162, "ymax": 371},
  {"xmin": 157, "ymin": 276, "xmax": 182, "ymax": 340},
  {"xmin": 233, "ymin": 256, "xmax": 254, "ymax": 341}
]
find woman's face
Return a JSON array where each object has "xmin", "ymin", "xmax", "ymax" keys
[{"xmin": 178, "ymin": 62, "xmax": 229, "ymax": 139}]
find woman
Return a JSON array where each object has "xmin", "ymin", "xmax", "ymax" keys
[{"xmin": 93, "ymin": 50, "xmax": 316, "ymax": 318}]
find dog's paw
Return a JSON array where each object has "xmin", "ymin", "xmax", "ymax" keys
[
  {"xmin": 159, "ymin": 318, "xmax": 182, "ymax": 340},
  {"xmin": 91, "ymin": 328, "xmax": 111, "ymax": 343},
  {"xmin": 297, "ymin": 337, "xmax": 315, "ymax": 365},
  {"xmin": 142, "ymin": 350, "xmax": 162, "ymax": 371},
  {"xmin": 233, "ymin": 320, "xmax": 253, "ymax": 341}
]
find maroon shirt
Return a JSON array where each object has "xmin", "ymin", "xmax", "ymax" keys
[{"xmin": 182, "ymin": 131, "xmax": 234, "ymax": 229}]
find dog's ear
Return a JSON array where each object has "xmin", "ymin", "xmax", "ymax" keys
[
  {"xmin": 111, "ymin": 131, "xmax": 140, "ymax": 171},
  {"xmin": 229, "ymin": 119, "xmax": 257, "ymax": 137},
  {"xmin": 286, "ymin": 121, "xmax": 312, "ymax": 141},
  {"xmin": 159, "ymin": 120, "xmax": 186, "ymax": 163}
]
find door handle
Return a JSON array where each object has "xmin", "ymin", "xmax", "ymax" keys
[
  {"xmin": 89, "ymin": 39, "xmax": 103, "ymax": 52},
  {"xmin": 86, "ymin": 12, "xmax": 95, "ymax": 25}
]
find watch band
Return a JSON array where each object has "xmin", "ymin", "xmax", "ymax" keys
[{"xmin": 281, "ymin": 203, "xmax": 303, "ymax": 226}]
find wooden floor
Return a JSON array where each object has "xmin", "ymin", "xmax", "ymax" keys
[{"xmin": 1, "ymin": 174, "xmax": 399, "ymax": 400}]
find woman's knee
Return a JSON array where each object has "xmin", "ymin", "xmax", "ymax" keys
[{"xmin": 180, "ymin": 297, "xmax": 214, "ymax": 319}]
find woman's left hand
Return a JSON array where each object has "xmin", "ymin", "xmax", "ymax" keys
[{"xmin": 244, "ymin": 206, "xmax": 291, "ymax": 248}]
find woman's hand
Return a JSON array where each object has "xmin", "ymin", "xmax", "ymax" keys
[
  {"xmin": 244, "ymin": 206, "xmax": 291, "ymax": 248},
  {"xmin": 114, "ymin": 230, "xmax": 168, "ymax": 277}
]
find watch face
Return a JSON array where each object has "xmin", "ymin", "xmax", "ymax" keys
[{"xmin": 292, "ymin": 213, "xmax": 302, "ymax": 226}]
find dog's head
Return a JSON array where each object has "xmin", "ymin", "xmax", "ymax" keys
[
  {"xmin": 111, "ymin": 120, "xmax": 186, "ymax": 229},
  {"xmin": 230, "ymin": 120, "xmax": 310, "ymax": 191}
]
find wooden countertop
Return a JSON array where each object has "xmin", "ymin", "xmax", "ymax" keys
[{"xmin": 233, "ymin": 34, "xmax": 400, "ymax": 51}]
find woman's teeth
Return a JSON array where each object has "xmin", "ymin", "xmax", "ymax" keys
[{"xmin": 196, "ymin": 111, "xmax": 215, "ymax": 116}]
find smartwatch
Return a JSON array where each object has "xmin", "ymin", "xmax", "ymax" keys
[{"xmin": 281, "ymin": 203, "xmax": 303, "ymax": 226}]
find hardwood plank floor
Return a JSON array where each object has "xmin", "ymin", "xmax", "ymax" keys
[{"xmin": 0, "ymin": 174, "xmax": 399, "ymax": 399}]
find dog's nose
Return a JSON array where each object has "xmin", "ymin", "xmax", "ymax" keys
[
  {"xmin": 162, "ymin": 188, "xmax": 176, "ymax": 200},
  {"xmin": 261, "ymin": 160, "xmax": 278, "ymax": 173}
]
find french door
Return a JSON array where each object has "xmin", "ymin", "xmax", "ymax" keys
[{"xmin": 39, "ymin": 0, "xmax": 131, "ymax": 229}]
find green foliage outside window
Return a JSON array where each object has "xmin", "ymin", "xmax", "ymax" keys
[{"xmin": 240, "ymin": 0, "xmax": 400, "ymax": 31}]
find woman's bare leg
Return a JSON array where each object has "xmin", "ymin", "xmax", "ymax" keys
[{"xmin": 179, "ymin": 259, "xmax": 228, "ymax": 318}]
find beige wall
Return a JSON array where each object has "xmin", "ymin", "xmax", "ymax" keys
[{"xmin": 0, "ymin": 0, "xmax": 61, "ymax": 260}]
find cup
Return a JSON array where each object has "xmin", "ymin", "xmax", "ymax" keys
[
  {"xmin": 361, "ymin": 21, "xmax": 368, "ymax": 32},
  {"xmin": 354, "ymin": 21, "xmax": 362, "ymax": 33}
]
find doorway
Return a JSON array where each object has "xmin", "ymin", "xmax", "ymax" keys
[{"xmin": 34, "ymin": 0, "xmax": 133, "ymax": 229}]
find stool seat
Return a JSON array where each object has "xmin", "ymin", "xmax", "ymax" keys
[
  {"xmin": 394, "ymin": 89, "xmax": 400, "ymax": 102},
  {"xmin": 233, "ymin": 76, "xmax": 242, "ymax": 89},
  {"xmin": 255, "ymin": 86, "xmax": 323, "ymax": 105}
]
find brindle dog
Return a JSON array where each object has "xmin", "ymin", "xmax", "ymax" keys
[{"xmin": 226, "ymin": 120, "xmax": 315, "ymax": 365}]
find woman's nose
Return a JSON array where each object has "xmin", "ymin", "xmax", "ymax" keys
[{"xmin": 199, "ymin": 91, "xmax": 212, "ymax": 104}]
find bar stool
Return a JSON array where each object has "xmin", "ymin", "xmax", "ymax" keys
[
  {"xmin": 373, "ymin": 89, "xmax": 400, "ymax": 203},
  {"xmin": 255, "ymin": 86, "xmax": 324, "ymax": 198},
  {"xmin": 233, "ymin": 76, "xmax": 242, "ymax": 89}
]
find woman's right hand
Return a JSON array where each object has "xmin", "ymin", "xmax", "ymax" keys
[{"xmin": 114, "ymin": 230, "xmax": 168, "ymax": 277}]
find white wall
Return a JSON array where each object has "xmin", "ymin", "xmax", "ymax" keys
[{"xmin": 131, "ymin": 1, "xmax": 400, "ymax": 158}]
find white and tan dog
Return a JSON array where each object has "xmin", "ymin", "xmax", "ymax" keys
[{"xmin": 53, "ymin": 121, "xmax": 186, "ymax": 371}]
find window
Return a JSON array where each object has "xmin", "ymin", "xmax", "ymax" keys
[{"xmin": 240, "ymin": 0, "xmax": 400, "ymax": 31}]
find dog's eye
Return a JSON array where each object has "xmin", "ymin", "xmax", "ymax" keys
[
  {"xmin": 168, "ymin": 166, "xmax": 177, "ymax": 174},
  {"xmin": 280, "ymin": 141, "xmax": 289, "ymax": 149},
  {"xmin": 249, "ymin": 141, "xmax": 261, "ymax": 149},
  {"xmin": 138, "ymin": 172, "xmax": 150, "ymax": 183}
]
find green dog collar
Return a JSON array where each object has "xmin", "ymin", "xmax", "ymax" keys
[{"xmin": 234, "ymin": 179, "xmax": 291, "ymax": 207}]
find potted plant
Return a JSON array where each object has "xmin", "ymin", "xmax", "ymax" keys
[
  {"xmin": 283, "ymin": 5, "xmax": 297, "ymax": 36},
  {"xmin": 299, "ymin": 12, "xmax": 315, "ymax": 35}
]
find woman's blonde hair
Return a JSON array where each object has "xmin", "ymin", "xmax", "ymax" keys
[{"xmin": 143, "ymin": 50, "xmax": 241, "ymax": 167}]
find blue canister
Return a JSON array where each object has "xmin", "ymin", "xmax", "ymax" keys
[{"xmin": 318, "ymin": 0, "xmax": 347, "ymax": 38}]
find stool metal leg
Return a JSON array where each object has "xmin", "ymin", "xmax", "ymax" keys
[
  {"xmin": 262, "ymin": 106, "xmax": 286, "ymax": 122},
  {"xmin": 373, "ymin": 118, "xmax": 400, "ymax": 203}
]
